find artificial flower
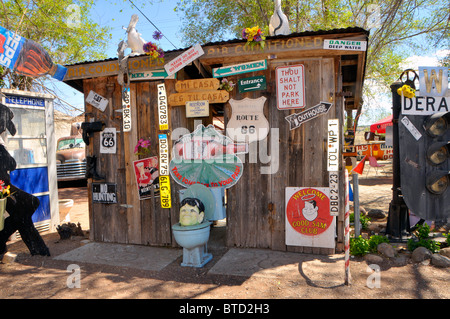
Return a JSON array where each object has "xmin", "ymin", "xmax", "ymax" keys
[
  {"xmin": 242, "ymin": 26, "xmax": 266, "ymax": 50},
  {"xmin": 134, "ymin": 138, "xmax": 151, "ymax": 156},
  {"xmin": 397, "ymin": 84, "xmax": 415, "ymax": 98},
  {"xmin": 219, "ymin": 78, "xmax": 236, "ymax": 92},
  {"xmin": 143, "ymin": 41, "xmax": 164, "ymax": 63},
  {"xmin": 0, "ymin": 180, "xmax": 11, "ymax": 199},
  {"xmin": 152, "ymin": 31, "xmax": 163, "ymax": 40}
]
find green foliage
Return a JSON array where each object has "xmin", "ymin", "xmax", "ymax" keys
[
  {"xmin": 350, "ymin": 235, "xmax": 370, "ymax": 256},
  {"xmin": 350, "ymin": 212, "xmax": 370, "ymax": 229},
  {"xmin": 407, "ymin": 223, "xmax": 440, "ymax": 253},
  {"xmin": 0, "ymin": 0, "xmax": 111, "ymax": 66},
  {"xmin": 368, "ymin": 235, "xmax": 389, "ymax": 253},
  {"xmin": 444, "ymin": 233, "xmax": 450, "ymax": 246}
]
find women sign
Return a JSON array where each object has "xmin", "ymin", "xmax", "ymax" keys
[{"xmin": 285, "ymin": 187, "xmax": 335, "ymax": 248}]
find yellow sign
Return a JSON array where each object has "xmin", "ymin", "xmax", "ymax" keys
[
  {"xmin": 159, "ymin": 175, "xmax": 171, "ymax": 209},
  {"xmin": 175, "ymin": 78, "xmax": 220, "ymax": 93},
  {"xmin": 169, "ymin": 90, "xmax": 229, "ymax": 107}
]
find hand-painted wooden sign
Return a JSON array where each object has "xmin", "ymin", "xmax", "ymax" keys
[
  {"xmin": 122, "ymin": 87, "xmax": 131, "ymax": 132},
  {"xmin": 164, "ymin": 43, "xmax": 204, "ymax": 76},
  {"xmin": 175, "ymin": 78, "xmax": 220, "ymax": 92},
  {"xmin": 212, "ymin": 60, "xmax": 267, "ymax": 78},
  {"xmin": 170, "ymin": 125, "xmax": 247, "ymax": 188},
  {"xmin": 285, "ymin": 102, "xmax": 332, "ymax": 130},
  {"xmin": 226, "ymin": 97, "xmax": 270, "ymax": 143},
  {"xmin": 158, "ymin": 134, "xmax": 171, "ymax": 208},
  {"xmin": 276, "ymin": 64, "xmax": 305, "ymax": 109},
  {"xmin": 92, "ymin": 183, "xmax": 117, "ymax": 204},
  {"xmin": 157, "ymin": 84, "xmax": 169, "ymax": 131},
  {"xmin": 238, "ymin": 75, "xmax": 266, "ymax": 93},
  {"xmin": 133, "ymin": 156, "xmax": 160, "ymax": 200},
  {"xmin": 168, "ymin": 90, "xmax": 229, "ymax": 106},
  {"xmin": 186, "ymin": 100, "xmax": 209, "ymax": 118},
  {"xmin": 285, "ymin": 187, "xmax": 335, "ymax": 248}
]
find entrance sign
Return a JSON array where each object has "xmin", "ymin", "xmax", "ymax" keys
[
  {"xmin": 285, "ymin": 102, "xmax": 332, "ymax": 130},
  {"xmin": 401, "ymin": 94, "xmax": 449, "ymax": 115},
  {"xmin": 323, "ymin": 39, "xmax": 367, "ymax": 51},
  {"xmin": 122, "ymin": 87, "xmax": 131, "ymax": 132},
  {"xmin": 92, "ymin": 183, "xmax": 117, "ymax": 204},
  {"xmin": 285, "ymin": 187, "xmax": 335, "ymax": 248},
  {"xmin": 170, "ymin": 125, "xmax": 247, "ymax": 188},
  {"xmin": 212, "ymin": 60, "xmax": 267, "ymax": 78},
  {"xmin": 419, "ymin": 67, "xmax": 448, "ymax": 97},
  {"xmin": 238, "ymin": 75, "xmax": 266, "ymax": 93},
  {"xmin": 276, "ymin": 64, "xmax": 305, "ymax": 109},
  {"xmin": 157, "ymin": 84, "xmax": 169, "ymax": 131},
  {"xmin": 133, "ymin": 156, "xmax": 160, "ymax": 200},
  {"xmin": 186, "ymin": 100, "xmax": 209, "ymax": 118},
  {"xmin": 226, "ymin": 97, "xmax": 270, "ymax": 143},
  {"xmin": 164, "ymin": 43, "xmax": 204, "ymax": 76},
  {"xmin": 158, "ymin": 134, "xmax": 171, "ymax": 208}
]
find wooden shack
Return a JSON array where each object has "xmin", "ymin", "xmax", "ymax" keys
[{"xmin": 63, "ymin": 27, "xmax": 368, "ymax": 254}]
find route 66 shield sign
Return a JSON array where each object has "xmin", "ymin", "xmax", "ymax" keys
[
  {"xmin": 100, "ymin": 128, "xmax": 116, "ymax": 154},
  {"xmin": 226, "ymin": 97, "xmax": 270, "ymax": 143}
]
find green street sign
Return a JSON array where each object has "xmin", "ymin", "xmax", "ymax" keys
[
  {"xmin": 238, "ymin": 75, "xmax": 267, "ymax": 93},
  {"xmin": 212, "ymin": 60, "xmax": 267, "ymax": 78},
  {"xmin": 129, "ymin": 69, "xmax": 176, "ymax": 81}
]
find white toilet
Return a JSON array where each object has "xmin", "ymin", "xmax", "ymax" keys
[{"xmin": 172, "ymin": 184, "xmax": 215, "ymax": 268}]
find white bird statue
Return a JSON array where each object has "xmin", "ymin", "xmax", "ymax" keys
[
  {"xmin": 269, "ymin": 0, "xmax": 290, "ymax": 36},
  {"xmin": 125, "ymin": 14, "xmax": 146, "ymax": 55}
]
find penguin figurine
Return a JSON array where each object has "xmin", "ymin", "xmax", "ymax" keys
[{"xmin": 269, "ymin": 0, "xmax": 290, "ymax": 36}]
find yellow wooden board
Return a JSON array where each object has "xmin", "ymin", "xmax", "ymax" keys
[{"xmin": 168, "ymin": 90, "xmax": 229, "ymax": 106}]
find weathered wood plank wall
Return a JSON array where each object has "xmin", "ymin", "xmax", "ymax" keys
[{"xmin": 224, "ymin": 58, "xmax": 340, "ymax": 254}]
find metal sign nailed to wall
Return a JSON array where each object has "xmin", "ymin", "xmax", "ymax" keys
[
  {"xmin": 92, "ymin": 183, "xmax": 117, "ymax": 204},
  {"xmin": 122, "ymin": 87, "xmax": 131, "ymax": 132},
  {"xmin": 159, "ymin": 134, "xmax": 171, "ymax": 208},
  {"xmin": 157, "ymin": 84, "xmax": 169, "ymax": 131}
]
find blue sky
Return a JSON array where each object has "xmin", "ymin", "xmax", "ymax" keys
[
  {"xmin": 51, "ymin": 0, "xmax": 448, "ymax": 124},
  {"xmin": 52, "ymin": 0, "xmax": 183, "ymax": 114}
]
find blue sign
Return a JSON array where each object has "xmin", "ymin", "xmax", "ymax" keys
[
  {"xmin": 0, "ymin": 25, "xmax": 25, "ymax": 70},
  {"xmin": 5, "ymin": 95, "xmax": 45, "ymax": 107}
]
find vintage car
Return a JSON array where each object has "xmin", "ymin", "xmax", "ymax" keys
[{"xmin": 56, "ymin": 135, "xmax": 86, "ymax": 181}]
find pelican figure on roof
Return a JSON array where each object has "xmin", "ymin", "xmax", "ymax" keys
[{"xmin": 269, "ymin": 0, "xmax": 290, "ymax": 36}]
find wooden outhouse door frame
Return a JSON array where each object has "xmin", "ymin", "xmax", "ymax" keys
[{"xmin": 223, "ymin": 56, "xmax": 343, "ymax": 254}]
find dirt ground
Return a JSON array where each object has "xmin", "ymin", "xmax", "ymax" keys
[{"xmin": 0, "ymin": 163, "xmax": 449, "ymax": 302}]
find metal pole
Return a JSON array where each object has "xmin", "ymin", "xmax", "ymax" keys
[
  {"xmin": 386, "ymin": 81, "xmax": 410, "ymax": 241},
  {"xmin": 353, "ymin": 173, "xmax": 360, "ymax": 237}
]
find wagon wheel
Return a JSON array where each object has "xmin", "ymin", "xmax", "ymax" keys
[{"xmin": 399, "ymin": 69, "xmax": 419, "ymax": 89}]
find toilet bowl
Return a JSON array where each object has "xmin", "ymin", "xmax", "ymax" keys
[{"xmin": 172, "ymin": 221, "xmax": 212, "ymax": 267}]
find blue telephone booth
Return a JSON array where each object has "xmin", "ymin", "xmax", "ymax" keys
[{"xmin": 1, "ymin": 89, "xmax": 59, "ymax": 234}]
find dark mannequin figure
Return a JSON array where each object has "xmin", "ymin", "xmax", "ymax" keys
[{"xmin": 0, "ymin": 103, "xmax": 50, "ymax": 256}]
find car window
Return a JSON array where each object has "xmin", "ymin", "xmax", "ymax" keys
[{"xmin": 58, "ymin": 139, "xmax": 75, "ymax": 150}]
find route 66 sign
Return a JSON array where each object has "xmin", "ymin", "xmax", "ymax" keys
[
  {"xmin": 226, "ymin": 97, "xmax": 269, "ymax": 143},
  {"xmin": 100, "ymin": 128, "xmax": 116, "ymax": 154}
]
